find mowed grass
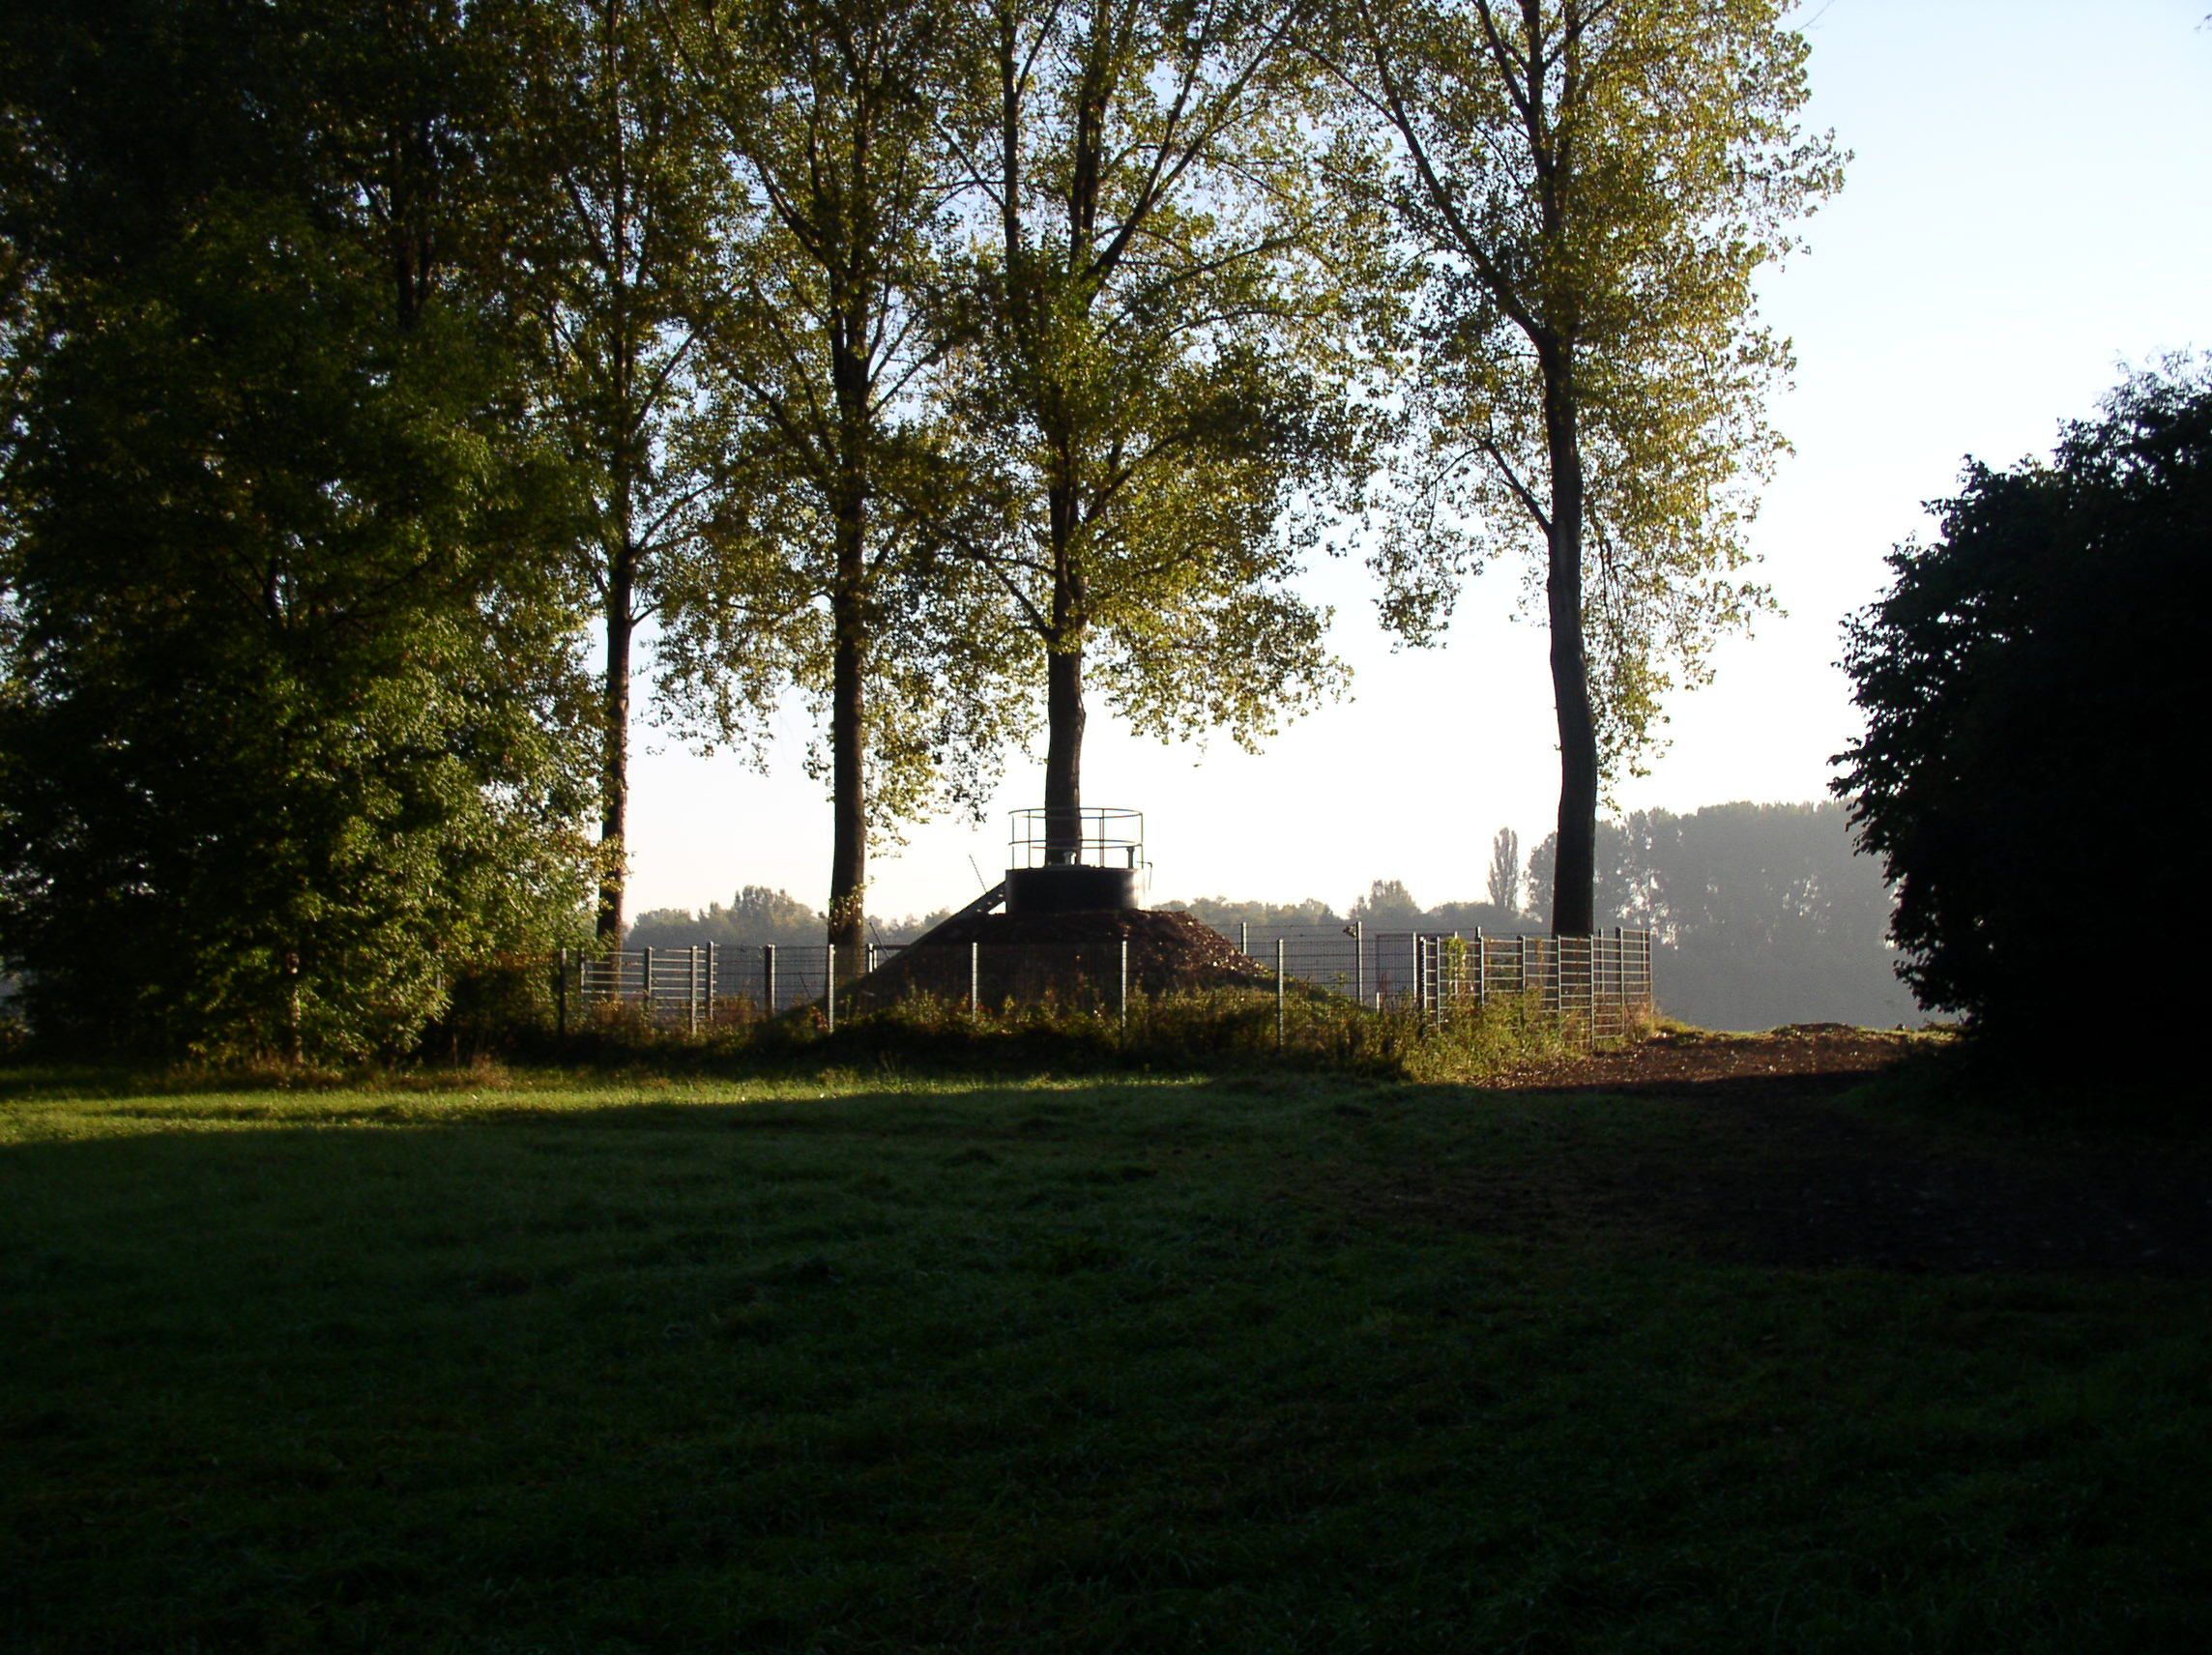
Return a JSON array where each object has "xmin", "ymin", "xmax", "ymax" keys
[{"xmin": 2, "ymin": 1060, "xmax": 2205, "ymax": 1652}]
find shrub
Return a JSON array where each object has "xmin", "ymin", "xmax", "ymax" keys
[{"xmin": 1834, "ymin": 360, "xmax": 2205, "ymax": 1068}]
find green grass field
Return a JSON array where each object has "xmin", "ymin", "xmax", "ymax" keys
[{"xmin": 3, "ymin": 1056, "xmax": 2205, "ymax": 1652}]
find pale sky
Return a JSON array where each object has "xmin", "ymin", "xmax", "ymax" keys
[{"xmin": 623, "ymin": 0, "xmax": 2212, "ymax": 926}]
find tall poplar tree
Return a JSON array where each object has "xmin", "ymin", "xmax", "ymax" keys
[
  {"xmin": 951, "ymin": 0, "xmax": 1383, "ymax": 861},
  {"xmin": 482, "ymin": 0, "xmax": 742, "ymax": 950},
  {"xmin": 1322, "ymin": 0, "xmax": 1841, "ymax": 933},
  {"xmin": 661, "ymin": 0, "xmax": 1021, "ymax": 948}
]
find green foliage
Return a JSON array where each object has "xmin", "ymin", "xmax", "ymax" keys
[
  {"xmin": 539, "ymin": 970, "xmax": 1586, "ymax": 1087},
  {"xmin": 941, "ymin": 0, "xmax": 1391, "ymax": 758},
  {"xmin": 655, "ymin": 0, "xmax": 1029, "ymax": 938},
  {"xmin": 1834, "ymin": 361, "xmax": 2208, "ymax": 1057},
  {"xmin": 1335, "ymin": 0, "xmax": 1842, "ymax": 779},
  {"xmin": 480, "ymin": 0, "xmax": 752, "ymax": 940},
  {"xmin": 0, "ymin": 1, "xmax": 597, "ymax": 1061}
]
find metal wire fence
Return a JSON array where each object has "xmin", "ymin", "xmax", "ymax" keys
[
  {"xmin": 564, "ymin": 926, "xmax": 1654, "ymax": 1044},
  {"xmin": 1203, "ymin": 923, "xmax": 1655, "ymax": 1041}
]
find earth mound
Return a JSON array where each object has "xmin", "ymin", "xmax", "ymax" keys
[{"xmin": 850, "ymin": 907, "xmax": 1272, "ymax": 1009}]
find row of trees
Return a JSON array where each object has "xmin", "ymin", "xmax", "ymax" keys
[{"xmin": 0, "ymin": 0, "xmax": 1837, "ymax": 1059}]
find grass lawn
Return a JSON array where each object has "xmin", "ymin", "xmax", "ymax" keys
[{"xmin": 2, "ymin": 1055, "xmax": 2206, "ymax": 1651}]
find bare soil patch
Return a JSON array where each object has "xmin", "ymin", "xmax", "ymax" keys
[
  {"xmin": 1499, "ymin": 1021, "xmax": 1920, "ymax": 1093},
  {"xmin": 1344, "ymin": 1027, "xmax": 2212, "ymax": 1276}
]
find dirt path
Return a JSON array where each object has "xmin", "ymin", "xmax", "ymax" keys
[
  {"xmin": 1376, "ymin": 1028, "xmax": 2212, "ymax": 1275},
  {"xmin": 1500, "ymin": 1022, "xmax": 1924, "ymax": 1093}
]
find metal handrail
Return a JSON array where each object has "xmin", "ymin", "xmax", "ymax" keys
[{"xmin": 1006, "ymin": 806, "xmax": 1146, "ymax": 870}]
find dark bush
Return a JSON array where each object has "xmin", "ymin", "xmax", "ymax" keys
[{"xmin": 1835, "ymin": 361, "xmax": 2206, "ymax": 1069}]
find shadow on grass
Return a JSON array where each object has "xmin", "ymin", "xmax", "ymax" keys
[{"xmin": 5, "ymin": 1073, "xmax": 2211, "ymax": 1653}]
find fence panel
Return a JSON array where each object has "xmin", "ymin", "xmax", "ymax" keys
[
  {"xmin": 568, "ymin": 924, "xmax": 1654, "ymax": 1044},
  {"xmin": 1205, "ymin": 922, "xmax": 1654, "ymax": 1046}
]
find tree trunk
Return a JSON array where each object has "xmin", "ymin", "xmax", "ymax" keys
[
  {"xmin": 1043, "ymin": 642, "xmax": 1085, "ymax": 864},
  {"xmin": 1041, "ymin": 506, "xmax": 1086, "ymax": 864},
  {"xmin": 827, "ymin": 511, "xmax": 867, "ymax": 948},
  {"xmin": 597, "ymin": 563, "xmax": 632, "ymax": 951},
  {"xmin": 282, "ymin": 950, "xmax": 303, "ymax": 1066},
  {"xmin": 1541, "ymin": 338, "xmax": 1598, "ymax": 938}
]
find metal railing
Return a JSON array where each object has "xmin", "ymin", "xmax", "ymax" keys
[{"xmin": 1005, "ymin": 805, "xmax": 1145, "ymax": 869}]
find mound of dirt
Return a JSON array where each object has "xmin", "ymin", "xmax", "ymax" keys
[{"xmin": 850, "ymin": 907, "xmax": 1271, "ymax": 1009}]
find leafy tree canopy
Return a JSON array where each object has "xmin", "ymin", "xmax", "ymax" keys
[
  {"xmin": 1316, "ymin": 0, "xmax": 1842, "ymax": 933},
  {"xmin": 0, "ymin": 0, "xmax": 597, "ymax": 1060},
  {"xmin": 1834, "ymin": 361, "xmax": 2207, "ymax": 1054}
]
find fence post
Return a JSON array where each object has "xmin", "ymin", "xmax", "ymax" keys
[
  {"xmin": 827, "ymin": 944, "xmax": 836, "ymax": 1031},
  {"xmin": 866, "ymin": 942, "xmax": 878, "ymax": 976},
  {"xmin": 641, "ymin": 946, "xmax": 654, "ymax": 1018},
  {"xmin": 970, "ymin": 941, "xmax": 979, "ymax": 1015},
  {"xmin": 1119, "ymin": 938, "xmax": 1128, "ymax": 1031},
  {"xmin": 1239, "ymin": 919, "xmax": 1249, "ymax": 956},
  {"xmin": 1353, "ymin": 917, "xmax": 1364, "ymax": 1005},
  {"xmin": 556, "ymin": 947, "xmax": 568, "ymax": 1037},
  {"xmin": 1518, "ymin": 933, "xmax": 1528, "ymax": 998},
  {"xmin": 763, "ymin": 944, "xmax": 776, "ymax": 1016},
  {"xmin": 1275, "ymin": 937, "xmax": 1286, "ymax": 1050},
  {"xmin": 707, "ymin": 942, "xmax": 718, "ymax": 1023},
  {"xmin": 1473, "ymin": 927, "xmax": 1485, "ymax": 1005}
]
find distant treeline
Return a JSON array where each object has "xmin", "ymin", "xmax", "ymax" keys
[
  {"xmin": 1173, "ymin": 800, "xmax": 1916, "ymax": 1031},
  {"xmin": 626, "ymin": 887, "xmax": 958, "ymax": 955},
  {"xmin": 1549, "ymin": 800, "xmax": 1916, "ymax": 1031},
  {"xmin": 636, "ymin": 800, "xmax": 1914, "ymax": 1031}
]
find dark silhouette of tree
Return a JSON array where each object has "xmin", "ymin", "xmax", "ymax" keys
[{"xmin": 1834, "ymin": 361, "xmax": 2206, "ymax": 1060}]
